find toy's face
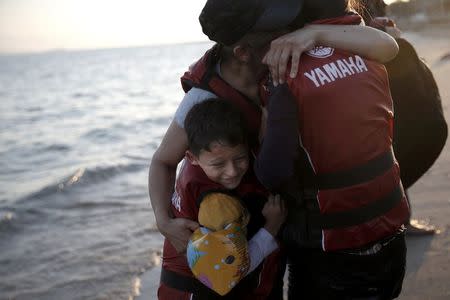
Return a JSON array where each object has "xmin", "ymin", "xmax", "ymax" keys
[
  {"xmin": 189, "ymin": 142, "xmax": 249, "ymax": 190},
  {"xmin": 198, "ymin": 192, "xmax": 250, "ymax": 231},
  {"xmin": 187, "ymin": 223, "xmax": 249, "ymax": 296}
]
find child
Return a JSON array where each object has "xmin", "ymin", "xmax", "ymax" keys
[{"xmin": 158, "ymin": 98, "xmax": 287, "ymax": 300}]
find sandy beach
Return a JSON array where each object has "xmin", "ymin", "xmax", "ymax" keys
[{"xmin": 141, "ymin": 25, "xmax": 450, "ymax": 300}]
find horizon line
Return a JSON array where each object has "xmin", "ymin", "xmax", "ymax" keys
[{"xmin": 0, "ymin": 39, "xmax": 213, "ymax": 57}]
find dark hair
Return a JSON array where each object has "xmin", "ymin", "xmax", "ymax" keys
[
  {"xmin": 289, "ymin": 0, "xmax": 361, "ymax": 28},
  {"xmin": 217, "ymin": 29, "xmax": 287, "ymax": 65},
  {"xmin": 358, "ymin": 0, "xmax": 387, "ymax": 24},
  {"xmin": 184, "ymin": 98, "xmax": 248, "ymax": 156}
]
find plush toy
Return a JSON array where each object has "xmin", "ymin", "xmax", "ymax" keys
[{"xmin": 187, "ymin": 192, "xmax": 250, "ymax": 295}]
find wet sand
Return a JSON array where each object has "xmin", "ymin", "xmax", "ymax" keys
[{"xmin": 139, "ymin": 25, "xmax": 450, "ymax": 300}]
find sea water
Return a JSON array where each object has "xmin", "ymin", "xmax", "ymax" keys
[{"xmin": 0, "ymin": 42, "xmax": 213, "ymax": 300}]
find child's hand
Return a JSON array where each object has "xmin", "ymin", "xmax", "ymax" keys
[{"xmin": 262, "ymin": 194, "xmax": 287, "ymax": 237}]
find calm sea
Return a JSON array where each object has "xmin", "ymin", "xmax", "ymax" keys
[{"xmin": 0, "ymin": 42, "xmax": 213, "ymax": 300}]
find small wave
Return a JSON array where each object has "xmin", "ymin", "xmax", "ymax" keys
[
  {"xmin": 123, "ymin": 154, "xmax": 149, "ymax": 162},
  {"xmin": 147, "ymin": 116, "xmax": 171, "ymax": 126},
  {"xmin": 128, "ymin": 91, "xmax": 149, "ymax": 98},
  {"xmin": 66, "ymin": 201, "xmax": 127, "ymax": 210},
  {"xmin": 41, "ymin": 73, "xmax": 55, "ymax": 79},
  {"xmin": 0, "ymin": 205, "xmax": 48, "ymax": 226},
  {"xmin": 0, "ymin": 211, "xmax": 20, "ymax": 234},
  {"xmin": 22, "ymin": 163, "xmax": 145, "ymax": 201},
  {"xmin": 82, "ymin": 128, "xmax": 110, "ymax": 139},
  {"xmin": 440, "ymin": 52, "xmax": 450, "ymax": 62},
  {"xmin": 432, "ymin": 52, "xmax": 450, "ymax": 68},
  {"xmin": 0, "ymin": 211, "xmax": 14, "ymax": 225},
  {"xmin": 26, "ymin": 106, "xmax": 43, "ymax": 112},
  {"xmin": 44, "ymin": 144, "xmax": 71, "ymax": 152},
  {"xmin": 133, "ymin": 227, "xmax": 160, "ymax": 238},
  {"xmin": 71, "ymin": 92, "xmax": 98, "ymax": 100},
  {"xmin": 82, "ymin": 128, "xmax": 123, "ymax": 143},
  {"xmin": 33, "ymin": 143, "xmax": 71, "ymax": 153}
]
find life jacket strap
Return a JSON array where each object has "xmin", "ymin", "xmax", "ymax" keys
[
  {"xmin": 161, "ymin": 266, "xmax": 262, "ymax": 295},
  {"xmin": 308, "ymin": 184, "xmax": 404, "ymax": 229},
  {"xmin": 160, "ymin": 268, "xmax": 205, "ymax": 294},
  {"xmin": 317, "ymin": 149, "xmax": 395, "ymax": 190}
]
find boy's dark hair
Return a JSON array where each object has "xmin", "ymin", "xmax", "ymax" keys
[{"xmin": 184, "ymin": 98, "xmax": 248, "ymax": 156}]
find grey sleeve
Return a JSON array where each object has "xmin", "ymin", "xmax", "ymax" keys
[{"xmin": 174, "ymin": 88, "xmax": 217, "ymax": 128}]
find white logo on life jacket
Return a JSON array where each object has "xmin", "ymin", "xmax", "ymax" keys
[
  {"xmin": 304, "ymin": 55, "xmax": 369, "ymax": 88},
  {"xmin": 307, "ymin": 46, "xmax": 334, "ymax": 58},
  {"xmin": 171, "ymin": 191, "xmax": 181, "ymax": 212}
]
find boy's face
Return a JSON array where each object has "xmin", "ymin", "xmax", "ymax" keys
[{"xmin": 187, "ymin": 142, "xmax": 249, "ymax": 190}]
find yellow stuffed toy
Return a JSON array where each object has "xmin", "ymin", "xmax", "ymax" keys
[
  {"xmin": 198, "ymin": 192, "xmax": 250, "ymax": 230},
  {"xmin": 187, "ymin": 192, "xmax": 250, "ymax": 296}
]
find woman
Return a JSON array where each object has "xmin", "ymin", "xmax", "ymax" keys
[
  {"xmin": 216, "ymin": 0, "xmax": 409, "ymax": 299},
  {"xmin": 149, "ymin": 0, "xmax": 399, "ymax": 256}
]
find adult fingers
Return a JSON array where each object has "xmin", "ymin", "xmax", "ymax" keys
[
  {"xmin": 290, "ymin": 49, "xmax": 301, "ymax": 79},
  {"xmin": 278, "ymin": 46, "xmax": 292, "ymax": 84},
  {"xmin": 164, "ymin": 218, "xmax": 199, "ymax": 253},
  {"xmin": 270, "ymin": 48, "xmax": 283, "ymax": 86},
  {"xmin": 273, "ymin": 194, "xmax": 281, "ymax": 206},
  {"xmin": 269, "ymin": 194, "xmax": 276, "ymax": 205},
  {"xmin": 182, "ymin": 218, "xmax": 200, "ymax": 231},
  {"xmin": 167, "ymin": 230, "xmax": 191, "ymax": 253},
  {"xmin": 172, "ymin": 238, "xmax": 188, "ymax": 253},
  {"xmin": 264, "ymin": 44, "xmax": 282, "ymax": 85}
]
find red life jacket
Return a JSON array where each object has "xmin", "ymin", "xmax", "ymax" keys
[
  {"xmin": 180, "ymin": 45, "xmax": 263, "ymax": 147},
  {"xmin": 286, "ymin": 15, "xmax": 410, "ymax": 252}
]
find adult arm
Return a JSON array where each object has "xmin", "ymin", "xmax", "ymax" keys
[
  {"xmin": 263, "ymin": 24, "xmax": 399, "ymax": 85},
  {"xmin": 254, "ymin": 83, "xmax": 299, "ymax": 190},
  {"xmin": 149, "ymin": 88, "xmax": 216, "ymax": 252},
  {"xmin": 149, "ymin": 121, "xmax": 199, "ymax": 253}
]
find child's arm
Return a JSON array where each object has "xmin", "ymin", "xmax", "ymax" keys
[
  {"xmin": 263, "ymin": 24, "xmax": 399, "ymax": 85},
  {"xmin": 247, "ymin": 194, "xmax": 287, "ymax": 274}
]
